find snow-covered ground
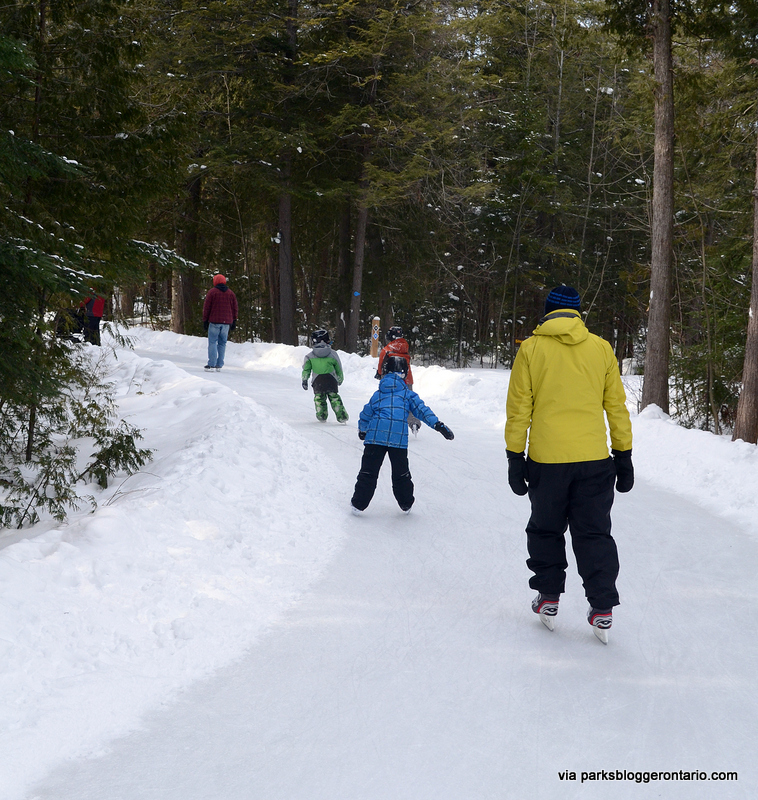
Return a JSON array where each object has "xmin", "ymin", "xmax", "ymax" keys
[{"xmin": 2, "ymin": 329, "xmax": 757, "ymax": 799}]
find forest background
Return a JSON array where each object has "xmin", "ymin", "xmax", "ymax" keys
[{"xmin": 5, "ymin": 0, "xmax": 758, "ymax": 523}]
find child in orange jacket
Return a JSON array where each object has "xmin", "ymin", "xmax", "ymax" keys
[{"xmin": 375, "ymin": 326, "xmax": 420, "ymax": 434}]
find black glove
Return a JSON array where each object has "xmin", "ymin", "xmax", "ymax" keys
[
  {"xmin": 203, "ymin": 320, "xmax": 209, "ymax": 332},
  {"xmin": 612, "ymin": 449, "xmax": 634, "ymax": 493},
  {"xmin": 374, "ymin": 370, "xmax": 381, "ymax": 380},
  {"xmin": 434, "ymin": 421, "xmax": 454, "ymax": 440},
  {"xmin": 229, "ymin": 320, "xmax": 236, "ymax": 332},
  {"xmin": 506, "ymin": 450, "xmax": 528, "ymax": 496},
  {"xmin": 302, "ymin": 379, "xmax": 308, "ymax": 390},
  {"xmin": 358, "ymin": 430, "xmax": 366, "ymax": 440}
]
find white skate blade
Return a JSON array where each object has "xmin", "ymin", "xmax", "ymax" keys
[
  {"xmin": 592, "ymin": 626, "xmax": 609, "ymax": 644},
  {"xmin": 539, "ymin": 613, "xmax": 555, "ymax": 631}
]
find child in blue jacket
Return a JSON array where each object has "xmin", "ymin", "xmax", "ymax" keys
[{"xmin": 351, "ymin": 356, "xmax": 454, "ymax": 514}]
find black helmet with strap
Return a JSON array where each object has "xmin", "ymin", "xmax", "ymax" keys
[
  {"xmin": 385, "ymin": 325, "xmax": 403, "ymax": 343},
  {"xmin": 382, "ymin": 355, "xmax": 408, "ymax": 377},
  {"xmin": 311, "ymin": 329, "xmax": 330, "ymax": 345}
]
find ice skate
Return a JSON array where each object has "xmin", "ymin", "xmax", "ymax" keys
[
  {"xmin": 588, "ymin": 607, "xmax": 612, "ymax": 644},
  {"xmin": 532, "ymin": 593, "xmax": 559, "ymax": 631}
]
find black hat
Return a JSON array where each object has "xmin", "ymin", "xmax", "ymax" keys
[
  {"xmin": 544, "ymin": 285, "xmax": 581, "ymax": 315},
  {"xmin": 385, "ymin": 325, "xmax": 403, "ymax": 343}
]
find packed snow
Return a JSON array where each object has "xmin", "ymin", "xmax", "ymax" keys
[{"xmin": 1, "ymin": 328, "xmax": 756, "ymax": 799}]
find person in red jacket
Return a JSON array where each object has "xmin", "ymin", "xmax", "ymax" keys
[
  {"xmin": 376, "ymin": 326, "xmax": 420, "ymax": 434},
  {"xmin": 202, "ymin": 274, "xmax": 238, "ymax": 371},
  {"xmin": 79, "ymin": 291, "xmax": 105, "ymax": 346}
]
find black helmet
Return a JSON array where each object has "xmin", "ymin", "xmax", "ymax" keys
[
  {"xmin": 382, "ymin": 355, "xmax": 408, "ymax": 377},
  {"xmin": 385, "ymin": 326, "xmax": 403, "ymax": 343},
  {"xmin": 311, "ymin": 329, "xmax": 330, "ymax": 345}
]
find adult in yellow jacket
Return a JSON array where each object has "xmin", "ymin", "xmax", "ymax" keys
[{"xmin": 504, "ymin": 286, "xmax": 633, "ymax": 641}]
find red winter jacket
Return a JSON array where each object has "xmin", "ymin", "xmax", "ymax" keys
[
  {"xmin": 203, "ymin": 285, "xmax": 238, "ymax": 325},
  {"xmin": 378, "ymin": 338, "xmax": 414, "ymax": 385},
  {"xmin": 81, "ymin": 295, "xmax": 105, "ymax": 318}
]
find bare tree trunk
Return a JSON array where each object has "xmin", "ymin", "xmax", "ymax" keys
[
  {"xmin": 32, "ymin": 0, "xmax": 47, "ymax": 144},
  {"xmin": 171, "ymin": 268, "xmax": 185, "ymax": 333},
  {"xmin": 346, "ymin": 199, "xmax": 368, "ymax": 353},
  {"xmin": 25, "ymin": 404, "xmax": 37, "ymax": 463},
  {"xmin": 120, "ymin": 287, "xmax": 136, "ymax": 318},
  {"xmin": 266, "ymin": 244, "xmax": 279, "ymax": 342},
  {"xmin": 333, "ymin": 201, "xmax": 352, "ymax": 351},
  {"xmin": 172, "ymin": 174, "xmax": 202, "ymax": 334},
  {"xmin": 278, "ymin": 184, "xmax": 297, "ymax": 344},
  {"xmin": 733, "ymin": 132, "xmax": 758, "ymax": 443},
  {"xmin": 641, "ymin": 0, "xmax": 674, "ymax": 413},
  {"xmin": 276, "ymin": 0, "xmax": 299, "ymax": 345}
]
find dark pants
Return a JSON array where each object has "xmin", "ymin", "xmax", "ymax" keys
[
  {"xmin": 312, "ymin": 374, "xmax": 339, "ymax": 393},
  {"xmin": 525, "ymin": 457, "xmax": 619, "ymax": 609},
  {"xmin": 83, "ymin": 315, "xmax": 101, "ymax": 346},
  {"xmin": 351, "ymin": 444, "xmax": 414, "ymax": 511}
]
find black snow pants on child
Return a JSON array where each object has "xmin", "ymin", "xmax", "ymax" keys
[
  {"xmin": 525, "ymin": 457, "xmax": 619, "ymax": 610},
  {"xmin": 351, "ymin": 444, "xmax": 414, "ymax": 512}
]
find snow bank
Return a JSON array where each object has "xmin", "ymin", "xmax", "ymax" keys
[
  {"xmin": 0, "ymin": 344, "xmax": 347, "ymax": 800},
  {"xmin": 631, "ymin": 403, "xmax": 758, "ymax": 535}
]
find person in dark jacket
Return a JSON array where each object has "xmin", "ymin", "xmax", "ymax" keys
[
  {"xmin": 351, "ymin": 356, "xmax": 454, "ymax": 515},
  {"xmin": 505, "ymin": 285, "xmax": 633, "ymax": 643},
  {"xmin": 79, "ymin": 291, "xmax": 105, "ymax": 346},
  {"xmin": 202, "ymin": 274, "xmax": 238, "ymax": 371}
]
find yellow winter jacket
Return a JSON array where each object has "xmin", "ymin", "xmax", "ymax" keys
[{"xmin": 505, "ymin": 310, "xmax": 632, "ymax": 463}]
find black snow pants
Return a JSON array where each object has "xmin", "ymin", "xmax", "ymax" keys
[
  {"xmin": 525, "ymin": 457, "xmax": 619, "ymax": 609},
  {"xmin": 351, "ymin": 444, "xmax": 414, "ymax": 512},
  {"xmin": 83, "ymin": 314, "xmax": 101, "ymax": 346}
]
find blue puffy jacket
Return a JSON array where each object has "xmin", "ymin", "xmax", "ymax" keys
[{"xmin": 358, "ymin": 372, "xmax": 439, "ymax": 448}]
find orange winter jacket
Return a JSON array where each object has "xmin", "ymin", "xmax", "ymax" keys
[
  {"xmin": 505, "ymin": 310, "xmax": 632, "ymax": 463},
  {"xmin": 377, "ymin": 338, "xmax": 414, "ymax": 385}
]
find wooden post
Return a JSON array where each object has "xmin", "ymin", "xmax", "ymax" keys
[{"xmin": 370, "ymin": 316, "xmax": 381, "ymax": 357}]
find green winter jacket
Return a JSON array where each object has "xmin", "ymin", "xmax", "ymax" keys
[
  {"xmin": 302, "ymin": 343, "xmax": 344, "ymax": 384},
  {"xmin": 505, "ymin": 309, "xmax": 632, "ymax": 463}
]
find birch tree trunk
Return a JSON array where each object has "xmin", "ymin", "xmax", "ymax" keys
[{"xmin": 641, "ymin": 0, "xmax": 675, "ymax": 413}]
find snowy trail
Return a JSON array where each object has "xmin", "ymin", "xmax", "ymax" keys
[{"xmin": 26, "ymin": 347, "xmax": 756, "ymax": 799}]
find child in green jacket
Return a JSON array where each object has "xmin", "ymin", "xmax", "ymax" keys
[{"xmin": 302, "ymin": 329, "xmax": 349, "ymax": 423}]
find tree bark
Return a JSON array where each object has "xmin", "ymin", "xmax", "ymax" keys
[
  {"xmin": 278, "ymin": 183, "xmax": 297, "ymax": 344},
  {"xmin": 732, "ymin": 131, "xmax": 758, "ymax": 443},
  {"xmin": 276, "ymin": 0, "xmax": 299, "ymax": 345},
  {"xmin": 266, "ymin": 243, "xmax": 279, "ymax": 342},
  {"xmin": 171, "ymin": 173, "xmax": 202, "ymax": 334},
  {"xmin": 333, "ymin": 201, "xmax": 352, "ymax": 351},
  {"xmin": 641, "ymin": 0, "xmax": 675, "ymax": 413},
  {"xmin": 171, "ymin": 268, "xmax": 185, "ymax": 333},
  {"xmin": 346, "ymin": 199, "xmax": 369, "ymax": 353}
]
